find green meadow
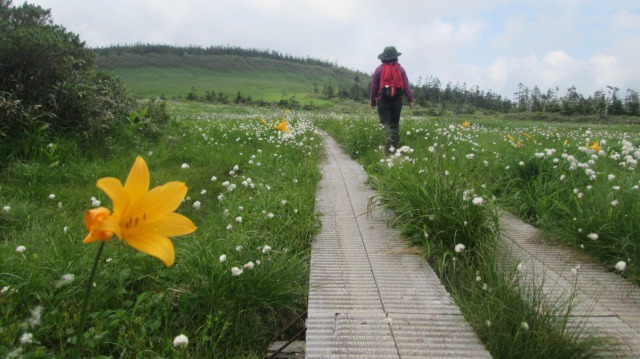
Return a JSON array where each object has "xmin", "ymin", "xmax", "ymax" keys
[
  {"xmin": 107, "ymin": 66, "xmax": 329, "ymax": 105},
  {"xmin": 2, "ymin": 100, "xmax": 640, "ymax": 357}
]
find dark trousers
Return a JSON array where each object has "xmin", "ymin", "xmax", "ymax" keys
[{"xmin": 377, "ymin": 96, "xmax": 404, "ymax": 150}]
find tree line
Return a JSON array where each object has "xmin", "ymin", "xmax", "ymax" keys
[{"xmin": 93, "ymin": 43, "xmax": 369, "ymax": 77}]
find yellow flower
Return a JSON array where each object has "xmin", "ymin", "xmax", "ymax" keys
[
  {"xmin": 563, "ymin": 139, "xmax": 569, "ymax": 146},
  {"xmin": 507, "ymin": 134, "xmax": 515, "ymax": 142},
  {"xmin": 274, "ymin": 119, "xmax": 290, "ymax": 133},
  {"xmin": 83, "ymin": 207, "xmax": 113, "ymax": 243},
  {"xmin": 512, "ymin": 140, "xmax": 523, "ymax": 149},
  {"xmin": 589, "ymin": 141, "xmax": 601, "ymax": 152},
  {"xmin": 84, "ymin": 156, "xmax": 196, "ymax": 267},
  {"xmin": 259, "ymin": 117, "xmax": 268, "ymax": 127},
  {"xmin": 462, "ymin": 121, "xmax": 472, "ymax": 128}
]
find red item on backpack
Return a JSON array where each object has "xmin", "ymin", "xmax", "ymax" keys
[{"xmin": 379, "ymin": 63, "xmax": 404, "ymax": 98}]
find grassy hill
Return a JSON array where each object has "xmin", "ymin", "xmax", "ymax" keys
[{"xmin": 95, "ymin": 51, "xmax": 371, "ymax": 108}]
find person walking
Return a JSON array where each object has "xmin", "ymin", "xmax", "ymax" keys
[{"xmin": 370, "ymin": 46, "xmax": 414, "ymax": 153}]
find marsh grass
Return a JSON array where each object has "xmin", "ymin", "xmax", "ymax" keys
[
  {"xmin": 319, "ymin": 114, "xmax": 633, "ymax": 358},
  {"xmin": 0, "ymin": 109, "xmax": 322, "ymax": 358}
]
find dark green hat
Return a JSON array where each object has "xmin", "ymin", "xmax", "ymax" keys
[{"xmin": 378, "ymin": 46, "xmax": 402, "ymax": 60}]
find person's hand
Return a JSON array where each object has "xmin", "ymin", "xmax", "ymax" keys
[{"xmin": 409, "ymin": 102, "xmax": 415, "ymax": 110}]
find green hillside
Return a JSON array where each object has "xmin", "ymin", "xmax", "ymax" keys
[{"xmin": 95, "ymin": 51, "xmax": 371, "ymax": 107}]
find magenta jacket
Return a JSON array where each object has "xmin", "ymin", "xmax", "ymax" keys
[{"xmin": 370, "ymin": 62, "xmax": 414, "ymax": 107}]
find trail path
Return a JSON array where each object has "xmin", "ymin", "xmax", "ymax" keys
[
  {"xmin": 305, "ymin": 133, "xmax": 640, "ymax": 358},
  {"xmin": 500, "ymin": 212, "xmax": 640, "ymax": 357},
  {"xmin": 306, "ymin": 134, "xmax": 490, "ymax": 358}
]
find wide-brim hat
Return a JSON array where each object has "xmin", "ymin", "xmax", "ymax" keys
[{"xmin": 377, "ymin": 46, "xmax": 402, "ymax": 60}]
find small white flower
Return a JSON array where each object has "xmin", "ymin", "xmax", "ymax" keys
[
  {"xmin": 181, "ymin": 163, "xmax": 190, "ymax": 169},
  {"xmin": 226, "ymin": 223, "xmax": 233, "ymax": 230},
  {"xmin": 28, "ymin": 306, "xmax": 43, "ymax": 328},
  {"xmin": 476, "ymin": 275, "xmax": 482, "ymax": 282},
  {"xmin": 219, "ymin": 254, "xmax": 227, "ymax": 262},
  {"xmin": 173, "ymin": 334, "xmax": 189, "ymax": 347},
  {"xmin": 485, "ymin": 320, "xmax": 491, "ymax": 327},
  {"xmin": 521, "ymin": 321, "xmax": 529, "ymax": 331},
  {"xmin": 615, "ymin": 261, "xmax": 627, "ymax": 271},
  {"xmin": 560, "ymin": 175, "xmax": 566, "ymax": 181},
  {"xmin": 587, "ymin": 233, "xmax": 599, "ymax": 241},
  {"xmin": 217, "ymin": 193, "xmax": 224, "ymax": 201},
  {"xmin": 611, "ymin": 200, "xmax": 619, "ymax": 207},
  {"xmin": 192, "ymin": 201, "xmax": 201, "ymax": 210},
  {"xmin": 454, "ymin": 243, "xmax": 466, "ymax": 253},
  {"xmin": 90, "ymin": 196, "xmax": 101, "ymax": 207},
  {"xmin": 211, "ymin": 176, "xmax": 217, "ymax": 182},
  {"xmin": 105, "ymin": 258, "xmax": 112, "ymax": 263},
  {"xmin": 281, "ymin": 199, "xmax": 288, "ymax": 206},
  {"xmin": 19, "ymin": 332, "xmax": 33, "ymax": 344},
  {"xmin": 267, "ymin": 213, "xmax": 274, "ymax": 219},
  {"xmin": 48, "ymin": 194, "xmax": 56, "ymax": 200},
  {"xmin": 243, "ymin": 261, "xmax": 255, "ymax": 270},
  {"xmin": 235, "ymin": 245, "xmax": 243, "ymax": 252},
  {"xmin": 16, "ymin": 245, "xmax": 26, "ymax": 253},
  {"xmin": 482, "ymin": 283, "xmax": 488, "ymax": 291},
  {"xmin": 200, "ymin": 189, "xmax": 207, "ymax": 195},
  {"xmin": 63, "ymin": 226, "xmax": 68, "ymax": 234},
  {"xmin": 2, "ymin": 205, "xmax": 10, "ymax": 212},
  {"xmin": 472, "ymin": 196, "xmax": 484, "ymax": 206},
  {"xmin": 55, "ymin": 273, "xmax": 75, "ymax": 288},
  {"xmin": 608, "ymin": 174, "xmax": 616, "ymax": 181},
  {"xmin": 235, "ymin": 216, "xmax": 242, "ymax": 223},
  {"xmin": 231, "ymin": 267, "xmax": 243, "ymax": 276},
  {"xmin": 262, "ymin": 245, "xmax": 272, "ymax": 254}
]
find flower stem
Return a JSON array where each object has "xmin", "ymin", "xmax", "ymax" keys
[{"xmin": 74, "ymin": 240, "xmax": 106, "ymax": 358}]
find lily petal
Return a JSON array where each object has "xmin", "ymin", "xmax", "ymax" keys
[
  {"xmin": 129, "ymin": 182, "xmax": 188, "ymax": 223},
  {"xmin": 83, "ymin": 207, "xmax": 114, "ymax": 243},
  {"xmin": 97, "ymin": 177, "xmax": 128, "ymax": 216},
  {"xmin": 152, "ymin": 213, "xmax": 197, "ymax": 237},
  {"xmin": 124, "ymin": 232, "xmax": 176, "ymax": 267},
  {"xmin": 99, "ymin": 213, "xmax": 123, "ymax": 239},
  {"xmin": 124, "ymin": 156, "xmax": 150, "ymax": 204}
]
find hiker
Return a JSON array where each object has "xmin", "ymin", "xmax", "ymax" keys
[{"xmin": 370, "ymin": 46, "xmax": 414, "ymax": 153}]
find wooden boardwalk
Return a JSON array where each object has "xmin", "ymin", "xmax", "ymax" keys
[{"xmin": 306, "ymin": 134, "xmax": 490, "ymax": 358}]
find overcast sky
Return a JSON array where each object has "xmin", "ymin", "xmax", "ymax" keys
[{"xmin": 28, "ymin": 0, "xmax": 640, "ymax": 99}]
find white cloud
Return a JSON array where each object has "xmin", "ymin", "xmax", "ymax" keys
[{"xmin": 23, "ymin": 0, "xmax": 640, "ymax": 98}]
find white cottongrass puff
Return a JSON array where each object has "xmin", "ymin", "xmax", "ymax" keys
[{"xmin": 173, "ymin": 334, "xmax": 189, "ymax": 347}]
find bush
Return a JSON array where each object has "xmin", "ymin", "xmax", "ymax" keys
[{"xmin": 0, "ymin": 1, "xmax": 169, "ymax": 164}]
